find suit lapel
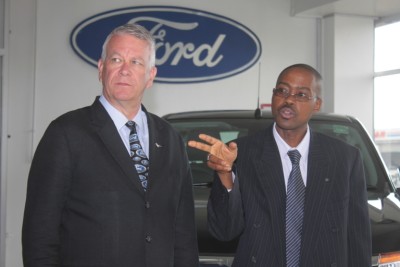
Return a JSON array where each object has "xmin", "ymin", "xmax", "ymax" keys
[
  {"xmin": 300, "ymin": 131, "xmax": 334, "ymax": 265},
  {"xmin": 142, "ymin": 107, "xmax": 167, "ymax": 192},
  {"xmin": 89, "ymin": 98, "xmax": 145, "ymax": 195},
  {"xmin": 254, "ymin": 127, "xmax": 335, "ymax": 265},
  {"xmin": 253, "ymin": 126, "xmax": 286, "ymax": 266}
]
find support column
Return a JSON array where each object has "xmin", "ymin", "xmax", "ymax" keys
[{"xmin": 320, "ymin": 14, "xmax": 375, "ymax": 135}]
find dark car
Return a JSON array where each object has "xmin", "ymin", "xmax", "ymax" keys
[{"xmin": 163, "ymin": 109, "xmax": 400, "ymax": 267}]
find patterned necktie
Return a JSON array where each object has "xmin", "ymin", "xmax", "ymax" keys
[
  {"xmin": 286, "ymin": 149, "xmax": 305, "ymax": 267},
  {"xmin": 126, "ymin": 121, "xmax": 149, "ymax": 190}
]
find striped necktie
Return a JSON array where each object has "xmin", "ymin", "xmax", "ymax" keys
[{"xmin": 286, "ymin": 149, "xmax": 305, "ymax": 267}]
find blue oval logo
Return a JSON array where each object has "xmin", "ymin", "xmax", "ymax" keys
[{"xmin": 70, "ymin": 6, "xmax": 262, "ymax": 83}]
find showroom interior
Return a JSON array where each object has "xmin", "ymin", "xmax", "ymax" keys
[{"xmin": 1, "ymin": 0, "xmax": 400, "ymax": 266}]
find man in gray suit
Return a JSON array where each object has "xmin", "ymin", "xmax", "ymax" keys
[
  {"xmin": 22, "ymin": 23, "xmax": 198, "ymax": 267},
  {"xmin": 189, "ymin": 64, "xmax": 371, "ymax": 266}
]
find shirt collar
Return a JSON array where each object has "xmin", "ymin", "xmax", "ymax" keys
[
  {"xmin": 99, "ymin": 95, "xmax": 144, "ymax": 131},
  {"xmin": 273, "ymin": 122, "xmax": 311, "ymax": 160}
]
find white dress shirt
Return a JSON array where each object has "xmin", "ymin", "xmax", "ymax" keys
[{"xmin": 273, "ymin": 122, "xmax": 310, "ymax": 191}]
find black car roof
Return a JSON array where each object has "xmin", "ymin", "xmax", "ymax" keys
[{"xmin": 163, "ymin": 109, "xmax": 358, "ymax": 124}]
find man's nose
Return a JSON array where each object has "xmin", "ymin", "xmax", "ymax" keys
[
  {"xmin": 119, "ymin": 63, "xmax": 131, "ymax": 76},
  {"xmin": 284, "ymin": 93, "xmax": 298, "ymax": 102}
]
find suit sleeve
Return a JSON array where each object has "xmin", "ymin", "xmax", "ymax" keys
[
  {"xmin": 173, "ymin": 137, "xmax": 199, "ymax": 267},
  {"xmin": 207, "ymin": 168, "xmax": 245, "ymax": 241},
  {"xmin": 347, "ymin": 149, "xmax": 372, "ymax": 266},
  {"xmin": 22, "ymin": 120, "xmax": 70, "ymax": 266}
]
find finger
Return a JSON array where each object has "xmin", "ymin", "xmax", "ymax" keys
[
  {"xmin": 208, "ymin": 154, "xmax": 231, "ymax": 169},
  {"xmin": 227, "ymin": 141, "xmax": 238, "ymax": 155},
  {"xmin": 187, "ymin": 140, "xmax": 211, "ymax": 153},
  {"xmin": 228, "ymin": 141, "xmax": 238, "ymax": 150},
  {"xmin": 207, "ymin": 153, "xmax": 220, "ymax": 163},
  {"xmin": 198, "ymin": 134, "xmax": 221, "ymax": 145},
  {"xmin": 207, "ymin": 161, "xmax": 232, "ymax": 172}
]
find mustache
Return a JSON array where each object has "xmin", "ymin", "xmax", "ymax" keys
[{"xmin": 278, "ymin": 104, "xmax": 296, "ymax": 113}]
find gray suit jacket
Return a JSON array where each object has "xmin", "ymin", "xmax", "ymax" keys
[
  {"xmin": 22, "ymin": 97, "xmax": 199, "ymax": 267},
  {"xmin": 208, "ymin": 124, "xmax": 371, "ymax": 267}
]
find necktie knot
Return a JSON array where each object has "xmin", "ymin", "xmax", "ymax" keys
[
  {"xmin": 126, "ymin": 121, "xmax": 136, "ymax": 131},
  {"xmin": 288, "ymin": 149, "xmax": 301, "ymax": 166}
]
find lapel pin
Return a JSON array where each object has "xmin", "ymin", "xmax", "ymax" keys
[{"xmin": 155, "ymin": 142, "xmax": 162, "ymax": 148}]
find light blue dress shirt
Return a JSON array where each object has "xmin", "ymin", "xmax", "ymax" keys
[{"xmin": 99, "ymin": 95, "xmax": 150, "ymax": 157}]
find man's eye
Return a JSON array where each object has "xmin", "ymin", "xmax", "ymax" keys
[
  {"xmin": 276, "ymin": 88, "xmax": 288, "ymax": 94},
  {"xmin": 132, "ymin": 60, "xmax": 144, "ymax": 66},
  {"xmin": 296, "ymin": 92, "xmax": 310, "ymax": 99},
  {"xmin": 111, "ymin": 58, "xmax": 122, "ymax": 63}
]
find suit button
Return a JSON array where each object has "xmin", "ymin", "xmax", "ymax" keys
[
  {"xmin": 145, "ymin": 235, "xmax": 152, "ymax": 243},
  {"xmin": 251, "ymin": 256, "xmax": 256, "ymax": 263},
  {"xmin": 331, "ymin": 263, "xmax": 337, "ymax": 267},
  {"xmin": 145, "ymin": 201, "xmax": 150, "ymax": 208}
]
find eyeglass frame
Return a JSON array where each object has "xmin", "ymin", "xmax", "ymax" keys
[{"xmin": 272, "ymin": 87, "xmax": 318, "ymax": 102}]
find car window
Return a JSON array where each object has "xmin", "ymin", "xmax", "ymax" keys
[
  {"xmin": 381, "ymin": 152, "xmax": 400, "ymax": 168},
  {"xmin": 377, "ymin": 151, "xmax": 400, "ymax": 188},
  {"xmin": 172, "ymin": 119, "xmax": 266, "ymax": 185},
  {"xmin": 171, "ymin": 117, "xmax": 387, "ymax": 197}
]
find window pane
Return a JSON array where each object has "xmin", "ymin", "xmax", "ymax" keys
[
  {"xmin": 375, "ymin": 21, "xmax": 400, "ymax": 72},
  {"xmin": 374, "ymin": 74, "xmax": 400, "ymax": 181},
  {"xmin": 374, "ymin": 74, "xmax": 400, "ymax": 130}
]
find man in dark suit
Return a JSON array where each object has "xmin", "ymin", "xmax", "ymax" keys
[
  {"xmin": 188, "ymin": 64, "xmax": 371, "ymax": 266},
  {"xmin": 22, "ymin": 23, "xmax": 199, "ymax": 267}
]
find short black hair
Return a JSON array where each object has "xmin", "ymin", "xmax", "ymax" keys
[{"xmin": 276, "ymin": 63, "xmax": 322, "ymax": 97}]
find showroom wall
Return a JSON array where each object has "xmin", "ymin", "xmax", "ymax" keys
[
  {"xmin": 2, "ymin": 0, "xmax": 375, "ymax": 266},
  {"xmin": 32, "ymin": 0, "xmax": 318, "ymax": 148}
]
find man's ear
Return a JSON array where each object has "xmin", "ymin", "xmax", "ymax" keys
[
  {"xmin": 314, "ymin": 98, "xmax": 322, "ymax": 112},
  {"xmin": 97, "ymin": 59, "xmax": 103, "ymax": 81},
  {"xmin": 145, "ymin": 67, "xmax": 158, "ymax": 89}
]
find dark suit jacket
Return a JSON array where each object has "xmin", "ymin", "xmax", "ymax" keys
[
  {"xmin": 208, "ymin": 124, "xmax": 371, "ymax": 267},
  {"xmin": 22, "ymin": 97, "xmax": 199, "ymax": 267}
]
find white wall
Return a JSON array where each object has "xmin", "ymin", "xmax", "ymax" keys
[
  {"xmin": 33, "ymin": 0, "xmax": 317, "ymax": 147},
  {"xmin": 4, "ymin": 0, "xmax": 36, "ymax": 266}
]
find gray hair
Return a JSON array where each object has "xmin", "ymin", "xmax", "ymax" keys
[{"xmin": 101, "ymin": 23, "xmax": 156, "ymax": 68}]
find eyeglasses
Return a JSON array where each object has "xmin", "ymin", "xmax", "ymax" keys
[{"xmin": 272, "ymin": 87, "xmax": 317, "ymax": 102}]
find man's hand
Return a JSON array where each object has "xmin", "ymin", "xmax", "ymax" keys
[{"xmin": 188, "ymin": 134, "xmax": 238, "ymax": 190}]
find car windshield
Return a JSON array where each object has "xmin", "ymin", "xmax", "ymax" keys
[{"xmin": 171, "ymin": 117, "xmax": 388, "ymax": 198}]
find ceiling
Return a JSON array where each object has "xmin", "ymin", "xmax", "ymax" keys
[{"xmin": 293, "ymin": 0, "xmax": 400, "ymax": 21}]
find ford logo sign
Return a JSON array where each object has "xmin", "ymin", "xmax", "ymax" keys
[{"xmin": 70, "ymin": 6, "xmax": 262, "ymax": 83}]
